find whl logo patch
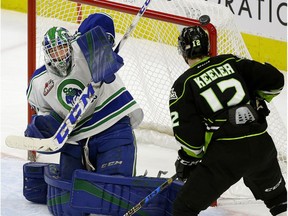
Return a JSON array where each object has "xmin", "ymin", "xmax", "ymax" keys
[
  {"xmin": 43, "ymin": 79, "xmax": 54, "ymax": 96},
  {"xmin": 57, "ymin": 79, "xmax": 85, "ymax": 110}
]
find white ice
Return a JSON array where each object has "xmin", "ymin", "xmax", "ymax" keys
[{"xmin": 1, "ymin": 9, "xmax": 287, "ymax": 216}]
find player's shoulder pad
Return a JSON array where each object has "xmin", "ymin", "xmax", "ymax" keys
[
  {"xmin": 231, "ymin": 54, "xmax": 248, "ymax": 62},
  {"xmin": 31, "ymin": 65, "xmax": 47, "ymax": 80},
  {"xmin": 27, "ymin": 65, "xmax": 47, "ymax": 94}
]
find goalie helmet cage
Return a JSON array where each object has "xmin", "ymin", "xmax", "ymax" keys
[{"xmin": 28, "ymin": 0, "xmax": 287, "ymax": 205}]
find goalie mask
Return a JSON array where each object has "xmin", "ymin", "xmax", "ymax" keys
[
  {"xmin": 43, "ymin": 27, "xmax": 73, "ymax": 77},
  {"xmin": 178, "ymin": 26, "xmax": 209, "ymax": 60}
]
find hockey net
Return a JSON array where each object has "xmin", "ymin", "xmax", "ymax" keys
[{"xmin": 29, "ymin": 0, "xmax": 286, "ymax": 204}]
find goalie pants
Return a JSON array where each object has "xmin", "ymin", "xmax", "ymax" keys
[
  {"xmin": 60, "ymin": 116, "xmax": 136, "ymax": 179},
  {"xmin": 173, "ymin": 131, "xmax": 286, "ymax": 216}
]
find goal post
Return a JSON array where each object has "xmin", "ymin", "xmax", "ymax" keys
[
  {"xmin": 27, "ymin": 0, "xmax": 36, "ymax": 161},
  {"xmin": 27, "ymin": 0, "xmax": 286, "ymax": 204}
]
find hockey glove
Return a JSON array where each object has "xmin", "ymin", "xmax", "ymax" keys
[
  {"xmin": 251, "ymin": 97, "xmax": 270, "ymax": 124},
  {"xmin": 24, "ymin": 112, "xmax": 62, "ymax": 138},
  {"xmin": 175, "ymin": 149, "xmax": 201, "ymax": 181},
  {"xmin": 255, "ymin": 98, "xmax": 270, "ymax": 117}
]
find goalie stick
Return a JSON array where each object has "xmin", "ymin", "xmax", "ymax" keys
[
  {"xmin": 5, "ymin": 0, "xmax": 153, "ymax": 153},
  {"xmin": 123, "ymin": 174, "xmax": 177, "ymax": 216}
]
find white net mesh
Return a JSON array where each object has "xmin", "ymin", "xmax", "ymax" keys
[{"xmin": 33, "ymin": 0, "xmax": 286, "ymax": 203}]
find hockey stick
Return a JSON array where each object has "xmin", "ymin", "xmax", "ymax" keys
[
  {"xmin": 114, "ymin": 0, "xmax": 151, "ymax": 54},
  {"xmin": 123, "ymin": 174, "xmax": 177, "ymax": 216},
  {"xmin": 5, "ymin": 0, "xmax": 153, "ymax": 153}
]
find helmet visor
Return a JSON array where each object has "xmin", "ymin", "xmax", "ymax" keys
[{"xmin": 43, "ymin": 43, "xmax": 72, "ymax": 77}]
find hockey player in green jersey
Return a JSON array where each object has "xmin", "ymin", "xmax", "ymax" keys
[{"xmin": 170, "ymin": 26, "xmax": 287, "ymax": 216}]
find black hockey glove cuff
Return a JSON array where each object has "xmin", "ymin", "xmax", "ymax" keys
[
  {"xmin": 175, "ymin": 149, "xmax": 201, "ymax": 181},
  {"xmin": 255, "ymin": 98, "xmax": 270, "ymax": 117},
  {"xmin": 251, "ymin": 97, "xmax": 270, "ymax": 123}
]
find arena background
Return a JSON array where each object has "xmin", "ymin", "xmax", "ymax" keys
[{"xmin": 2, "ymin": 0, "xmax": 287, "ymax": 71}]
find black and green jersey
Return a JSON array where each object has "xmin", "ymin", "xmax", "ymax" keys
[{"xmin": 169, "ymin": 54, "xmax": 284, "ymax": 157}]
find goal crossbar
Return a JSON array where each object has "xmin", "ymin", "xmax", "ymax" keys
[{"xmin": 69, "ymin": 0, "xmax": 217, "ymax": 56}]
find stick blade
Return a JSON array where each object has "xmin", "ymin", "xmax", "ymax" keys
[{"xmin": 5, "ymin": 135, "xmax": 56, "ymax": 152}]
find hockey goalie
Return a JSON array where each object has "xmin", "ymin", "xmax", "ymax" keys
[{"xmin": 21, "ymin": 12, "xmax": 182, "ymax": 216}]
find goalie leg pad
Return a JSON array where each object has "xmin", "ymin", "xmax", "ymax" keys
[
  {"xmin": 44, "ymin": 164, "xmax": 88, "ymax": 216},
  {"xmin": 23, "ymin": 162, "xmax": 49, "ymax": 204},
  {"xmin": 44, "ymin": 164, "xmax": 183, "ymax": 216},
  {"xmin": 70, "ymin": 169, "xmax": 184, "ymax": 216}
]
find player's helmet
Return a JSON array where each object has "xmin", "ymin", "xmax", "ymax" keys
[
  {"xmin": 43, "ymin": 27, "xmax": 73, "ymax": 77},
  {"xmin": 178, "ymin": 26, "xmax": 209, "ymax": 59}
]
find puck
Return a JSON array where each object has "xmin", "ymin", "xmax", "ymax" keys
[{"xmin": 199, "ymin": 15, "xmax": 211, "ymax": 25}]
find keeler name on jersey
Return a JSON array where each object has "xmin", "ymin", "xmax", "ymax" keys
[{"xmin": 194, "ymin": 62, "xmax": 235, "ymax": 89}]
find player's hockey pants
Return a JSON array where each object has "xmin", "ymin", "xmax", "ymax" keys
[{"xmin": 173, "ymin": 131, "xmax": 286, "ymax": 216}]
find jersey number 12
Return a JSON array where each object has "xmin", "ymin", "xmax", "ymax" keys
[{"xmin": 200, "ymin": 78, "xmax": 245, "ymax": 113}]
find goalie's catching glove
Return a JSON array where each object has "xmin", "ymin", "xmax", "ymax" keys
[{"xmin": 175, "ymin": 149, "xmax": 201, "ymax": 181}]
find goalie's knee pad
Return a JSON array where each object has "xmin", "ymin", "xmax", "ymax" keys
[
  {"xmin": 88, "ymin": 116, "xmax": 136, "ymax": 176},
  {"xmin": 89, "ymin": 116, "xmax": 133, "ymax": 152},
  {"xmin": 23, "ymin": 162, "xmax": 49, "ymax": 204},
  {"xmin": 96, "ymin": 143, "xmax": 136, "ymax": 176},
  {"xmin": 59, "ymin": 144, "xmax": 84, "ymax": 180}
]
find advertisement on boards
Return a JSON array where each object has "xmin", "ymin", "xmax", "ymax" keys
[{"xmin": 204, "ymin": 0, "xmax": 287, "ymax": 41}]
